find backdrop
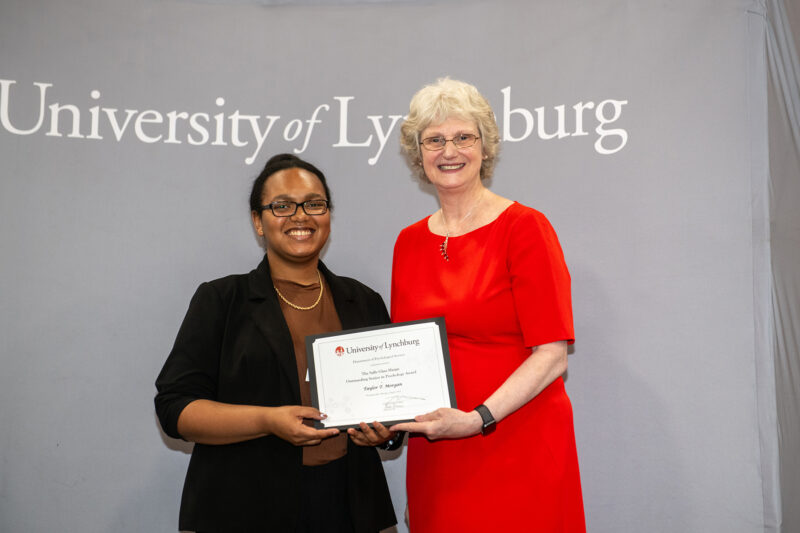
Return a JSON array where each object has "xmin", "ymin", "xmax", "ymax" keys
[{"xmin": 0, "ymin": 1, "xmax": 794, "ymax": 532}]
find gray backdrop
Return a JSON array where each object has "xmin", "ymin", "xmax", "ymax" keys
[{"xmin": 1, "ymin": 1, "xmax": 795, "ymax": 532}]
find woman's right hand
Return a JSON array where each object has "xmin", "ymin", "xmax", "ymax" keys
[
  {"xmin": 264, "ymin": 405, "xmax": 340, "ymax": 446},
  {"xmin": 390, "ymin": 407, "xmax": 483, "ymax": 440}
]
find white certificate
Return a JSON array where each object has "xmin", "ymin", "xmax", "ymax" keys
[{"xmin": 306, "ymin": 317, "xmax": 456, "ymax": 429}]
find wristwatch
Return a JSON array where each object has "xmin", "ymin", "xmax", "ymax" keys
[{"xmin": 473, "ymin": 404, "xmax": 496, "ymax": 435}]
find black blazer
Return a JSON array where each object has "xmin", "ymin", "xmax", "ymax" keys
[{"xmin": 155, "ymin": 257, "xmax": 396, "ymax": 533}]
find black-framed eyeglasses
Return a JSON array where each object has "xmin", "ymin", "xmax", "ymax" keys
[
  {"xmin": 260, "ymin": 199, "xmax": 329, "ymax": 217},
  {"xmin": 420, "ymin": 133, "xmax": 481, "ymax": 151}
]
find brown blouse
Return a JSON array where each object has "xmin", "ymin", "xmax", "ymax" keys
[{"xmin": 272, "ymin": 275, "xmax": 348, "ymax": 466}]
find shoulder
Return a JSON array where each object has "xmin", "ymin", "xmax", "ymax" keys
[
  {"xmin": 185, "ymin": 268, "xmax": 258, "ymax": 315},
  {"xmin": 321, "ymin": 263, "xmax": 383, "ymax": 303},
  {"xmin": 323, "ymin": 265, "xmax": 389, "ymax": 327},
  {"xmin": 497, "ymin": 202, "xmax": 568, "ymax": 268},
  {"xmin": 200, "ymin": 271, "xmax": 250, "ymax": 297},
  {"xmin": 503, "ymin": 201, "xmax": 551, "ymax": 225},
  {"xmin": 397, "ymin": 216, "xmax": 430, "ymax": 238},
  {"xmin": 332, "ymin": 273, "xmax": 382, "ymax": 300},
  {"xmin": 204, "ymin": 271, "xmax": 248, "ymax": 289},
  {"xmin": 394, "ymin": 216, "xmax": 431, "ymax": 251},
  {"xmin": 501, "ymin": 202, "xmax": 560, "ymax": 238}
]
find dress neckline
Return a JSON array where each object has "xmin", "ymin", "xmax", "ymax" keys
[{"xmin": 426, "ymin": 201, "xmax": 517, "ymax": 239}]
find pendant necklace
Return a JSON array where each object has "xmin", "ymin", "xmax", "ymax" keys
[
  {"xmin": 274, "ymin": 270, "xmax": 324, "ymax": 310},
  {"xmin": 439, "ymin": 191, "xmax": 486, "ymax": 262}
]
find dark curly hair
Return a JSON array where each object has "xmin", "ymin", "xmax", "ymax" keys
[{"xmin": 249, "ymin": 154, "xmax": 332, "ymax": 212}]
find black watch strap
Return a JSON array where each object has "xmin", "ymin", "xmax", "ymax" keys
[{"xmin": 474, "ymin": 404, "xmax": 496, "ymax": 435}]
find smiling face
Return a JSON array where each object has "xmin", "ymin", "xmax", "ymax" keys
[
  {"xmin": 419, "ymin": 116, "xmax": 484, "ymax": 192},
  {"xmin": 251, "ymin": 167, "xmax": 331, "ymax": 271}
]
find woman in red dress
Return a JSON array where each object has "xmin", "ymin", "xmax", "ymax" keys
[{"xmin": 389, "ymin": 78, "xmax": 585, "ymax": 532}]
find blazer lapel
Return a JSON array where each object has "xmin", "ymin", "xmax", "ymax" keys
[
  {"xmin": 320, "ymin": 261, "xmax": 361, "ymax": 330},
  {"xmin": 248, "ymin": 256, "xmax": 302, "ymax": 404}
]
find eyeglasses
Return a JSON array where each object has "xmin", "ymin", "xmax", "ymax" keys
[
  {"xmin": 419, "ymin": 133, "xmax": 481, "ymax": 151},
  {"xmin": 260, "ymin": 199, "xmax": 329, "ymax": 217}
]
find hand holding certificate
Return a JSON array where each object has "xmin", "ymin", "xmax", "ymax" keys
[{"xmin": 306, "ymin": 318, "xmax": 456, "ymax": 429}]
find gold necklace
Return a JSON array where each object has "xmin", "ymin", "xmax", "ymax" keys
[
  {"xmin": 439, "ymin": 191, "xmax": 486, "ymax": 262},
  {"xmin": 274, "ymin": 270, "xmax": 324, "ymax": 311}
]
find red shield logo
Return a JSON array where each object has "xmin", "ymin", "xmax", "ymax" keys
[{"xmin": 335, "ymin": 346, "xmax": 345, "ymax": 357}]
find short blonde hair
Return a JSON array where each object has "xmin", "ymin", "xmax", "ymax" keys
[{"xmin": 400, "ymin": 78, "xmax": 500, "ymax": 182}]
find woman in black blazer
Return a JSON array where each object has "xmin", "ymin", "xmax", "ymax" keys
[{"xmin": 155, "ymin": 154, "xmax": 399, "ymax": 533}]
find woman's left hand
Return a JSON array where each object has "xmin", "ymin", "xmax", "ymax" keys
[
  {"xmin": 389, "ymin": 408, "xmax": 483, "ymax": 440},
  {"xmin": 347, "ymin": 421, "xmax": 397, "ymax": 447}
]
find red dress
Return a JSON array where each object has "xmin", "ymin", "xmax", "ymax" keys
[{"xmin": 391, "ymin": 202, "xmax": 585, "ymax": 533}]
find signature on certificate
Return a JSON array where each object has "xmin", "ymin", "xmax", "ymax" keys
[{"xmin": 383, "ymin": 395, "xmax": 427, "ymax": 411}]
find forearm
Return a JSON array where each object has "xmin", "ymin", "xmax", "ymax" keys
[
  {"xmin": 177, "ymin": 399, "xmax": 271, "ymax": 445},
  {"xmin": 389, "ymin": 341, "xmax": 569, "ymax": 439},
  {"xmin": 483, "ymin": 340, "xmax": 568, "ymax": 422}
]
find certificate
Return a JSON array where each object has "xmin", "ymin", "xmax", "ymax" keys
[{"xmin": 306, "ymin": 317, "xmax": 456, "ymax": 429}]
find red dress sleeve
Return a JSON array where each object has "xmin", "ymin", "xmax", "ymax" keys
[{"xmin": 507, "ymin": 207, "xmax": 575, "ymax": 347}]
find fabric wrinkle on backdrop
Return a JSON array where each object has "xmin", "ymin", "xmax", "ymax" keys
[{"xmin": 0, "ymin": 1, "xmax": 798, "ymax": 532}]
